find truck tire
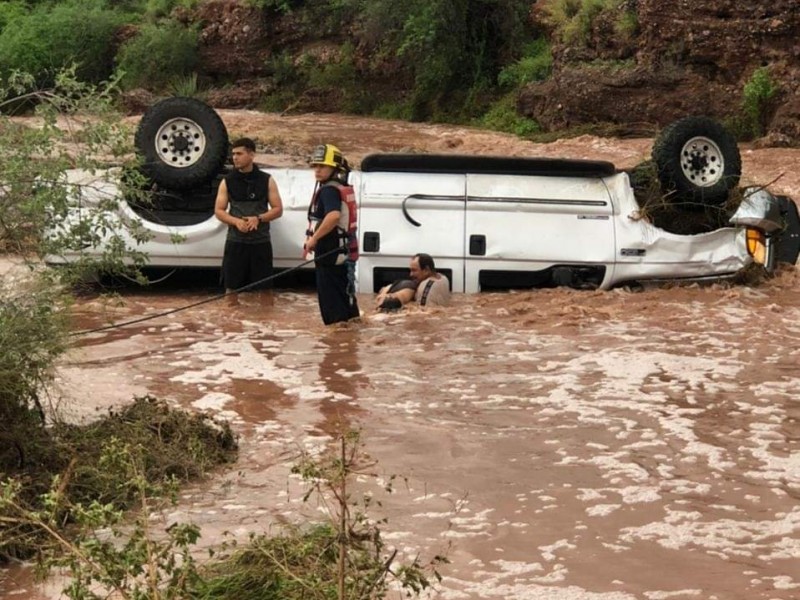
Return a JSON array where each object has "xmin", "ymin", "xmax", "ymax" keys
[
  {"xmin": 134, "ymin": 97, "xmax": 229, "ymax": 190},
  {"xmin": 652, "ymin": 116, "xmax": 741, "ymax": 207}
]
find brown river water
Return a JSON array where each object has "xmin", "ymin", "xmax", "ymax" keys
[{"xmin": 2, "ymin": 113, "xmax": 800, "ymax": 599}]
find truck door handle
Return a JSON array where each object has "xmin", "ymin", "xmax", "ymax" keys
[
  {"xmin": 401, "ymin": 196, "xmax": 422, "ymax": 227},
  {"xmin": 363, "ymin": 231, "xmax": 380, "ymax": 252},
  {"xmin": 469, "ymin": 234, "xmax": 486, "ymax": 256}
]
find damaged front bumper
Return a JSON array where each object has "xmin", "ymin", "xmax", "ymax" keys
[{"xmin": 729, "ymin": 188, "xmax": 800, "ymax": 269}]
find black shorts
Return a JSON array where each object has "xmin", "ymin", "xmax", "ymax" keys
[{"xmin": 221, "ymin": 240, "xmax": 273, "ymax": 291}]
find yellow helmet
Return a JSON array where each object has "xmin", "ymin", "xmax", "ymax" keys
[{"xmin": 310, "ymin": 144, "xmax": 346, "ymax": 169}]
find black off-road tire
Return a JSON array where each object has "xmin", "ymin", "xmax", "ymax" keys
[
  {"xmin": 652, "ymin": 116, "xmax": 741, "ymax": 207},
  {"xmin": 134, "ymin": 97, "xmax": 229, "ymax": 190}
]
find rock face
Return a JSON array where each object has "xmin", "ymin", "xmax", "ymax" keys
[
  {"xmin": 518, "ymin": 0, "xmax": 800, "ymax": 141},
  {"xmin": 193, "ymin": 0, "xmax": 272, "ymax": 78}
]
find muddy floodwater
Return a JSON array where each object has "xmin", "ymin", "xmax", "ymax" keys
[
  {"xmin": 3, "ymin": 113, "xmax": 800, "ymax": 599},
  {"xmin": 3, "ymin": 268, "xmax": 800, "ymax": 600}
]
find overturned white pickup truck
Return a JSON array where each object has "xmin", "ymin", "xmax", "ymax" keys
[{"xmin": 53, "ymin": 98, "xmax": 800, "ymax": 293}]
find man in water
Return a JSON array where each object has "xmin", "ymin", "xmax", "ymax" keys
[{"xmin": 375, "ymin": 253, "xmax": 450, "ymax": 311}]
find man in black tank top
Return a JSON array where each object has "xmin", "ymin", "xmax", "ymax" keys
[{"xmin": 214, "ymin": 138, "xmax": 283, "ymax": 300}]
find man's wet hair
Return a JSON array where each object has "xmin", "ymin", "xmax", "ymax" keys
[
  {"xmin": 231, "ymin": 137, "xmax": 256, "ymax": 152},
  {"xmin": 414, "ymin": 253, "xmax": 435, "ymax": 273}
]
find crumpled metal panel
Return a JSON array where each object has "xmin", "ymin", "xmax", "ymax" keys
[
  {"xmin": 606, "ymin": 173, "xmax": 751, "ymax": 286},
  {"xmin": 729, "ymin": 187, "xmax": 783, "ymax": 233}
]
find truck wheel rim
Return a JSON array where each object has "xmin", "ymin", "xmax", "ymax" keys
[
  {"xmin": 155, "ymin": 118, "xmax": 207, "ymax": 168},
  {"xmin": 680, "ymin": 136, "xmax": 725, "ymax": 187}
]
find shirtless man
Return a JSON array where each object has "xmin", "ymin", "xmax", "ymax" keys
[{"xmin": 375, "ymin": 253, "xmax": 450, "ymax": 311}]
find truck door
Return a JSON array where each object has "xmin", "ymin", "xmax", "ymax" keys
[
  {"xmin": 465, "ymin": 174, "xmax": 615, "ymax": 292},
  {"xmin": 358, "ymin": 172, "xmax": 465, "ymax": 293}
]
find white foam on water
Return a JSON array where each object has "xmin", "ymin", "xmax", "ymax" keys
[{"xmin": 192, "ymin": 392, "xmax": 234, "ymax": 411}]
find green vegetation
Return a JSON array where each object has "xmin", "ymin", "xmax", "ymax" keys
[
  {"xmin": 1, "ymin": 396, "xmax": 237, "ymax": 560},
  {"xmin": 0, "ymin": 0, "xmax": 552, "ymax": 134},
  {"xmin": 541, "ymin": 0, "xmax": 637, "ymax": 46},
  {"xmin": 195, "ymin": 432, "xmax": 447, "ymax": 599},
  {"xmin": 2, "ymin": 430, "xmax": 444, "ymax": 599},
  {"xmin": 497, "ymin": 39, "xmax": 553, "ymax": 89},
  {"xmin": 0, "ymin": 69, "xmax": 195, "ymax": 560},
  {"xmin": 170, "ymin": 72, "xmax": 204, "ymax": 98},
  {"xmin": 140, "ymin": 0, "xmax": 202, "ymax": 20},
  {"xmin": 614, "ymin": 8, "xmax": 639, "ymax": 40},
  {"xmin": 543, "ymin": 0, "xmax": 602, "ymax": 44},
  {"xmin": 116, "ymin": 20, "xmax": 199, "ymax": 91},
  {"xmin": 0, "ymin": 1, "xmax": 124, "ymax": 85},
  {"xmin": 0, "ymin": 69, "xmax": 151, "ymax": 271},
  {"xmin": 245, "ymin": 0, "xmax": 298, "ymax": 11},
  {"xmin": 0, "ymin": 285, "xmax": 66, "ymax": 474},
  {"xmin": 741, "ymin": 66, "xmax": 779, "ymax": 139},
  {"xmin": 2, "ymin": 436, "xmax": 218, "ymax": 598},
  {"xmin": 0, "ymin": 1, "xmax": 26, "ymax": 33},
  {"xmin": 478, "ymin": 93, "xmax": 540, "ymax": 136}
]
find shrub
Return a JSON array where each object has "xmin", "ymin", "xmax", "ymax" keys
[
  {"xmin": 0, "ymin": 68, "xmax": 162, "ymax": 508},
  {"xmin": 0, "ymin": 395, "xmax": 237, "ymax": 560},
  {"xmin": 265, "ymin": 51, "xmax": 299, "ymax": 87},
  {"xmin": 0, "ymin": 1, "xmax": 124, "ymax": 85},
  {"xmin": 741, "ymin": 66, "xmax": 779, "ymax": 139},
  {"xmin": 116, "ymin": 20, "xmax": 198, "ymax": 91},
  {"xmin": 245, "ymin": 0, "xmax": 298, "ymax": 11},
  {"xmin": 497, "ymin": 38, "xmax": 552, "ymax": 89},
  {"xmin": 99, "ymin": 0, "xmax": 203, "ymax": 20},
  {"xmin": 478, "ymin": 93, "xmax": 540, "ymax": 137},
  {"xmin": 614, "ymin": 9, "xmax": 639, "ymax": 40},
  {"xmin": 0, "ymin": 284, "xmax": 66, "ymax": 468},
  {"xmin": 169, "ymin": 72, "xmax": 204, "ymax": 98},
  {"xmin": 342, "ymin": 0, "xmax": 537, "ymax": 120},
  {"xmin": 0, "ymin": 1, "xmax": 27, "ymax": 34},
  {"xmin": 542, "ymin": 0, "xmax": 614, "ymax": 45}
]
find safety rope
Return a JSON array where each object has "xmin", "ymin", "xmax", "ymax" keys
[{"xmin": 69, "ymin": 247, "xmax": 343, "ymax": 338}]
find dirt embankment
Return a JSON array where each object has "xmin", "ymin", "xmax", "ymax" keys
[
  {"xmin": 140, "ymin": 1, "xmax": 800, "ymax": 144},
  {"xmin": 519, "ymin": 0, "xmax": 800, "ymax": 142}
]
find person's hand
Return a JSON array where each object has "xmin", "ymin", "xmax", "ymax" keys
[
  {"xmin": 235, "ymin": 219, "xmax": 250, "ymax": 233},
  {"xmin": 305, "ymin": 236, "xmax": 318, "ymax": 252},
  {"xmin": 244, "ymin": 216, "xmax": 260, "ymax": 231}
]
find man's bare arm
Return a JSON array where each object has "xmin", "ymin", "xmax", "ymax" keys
[{"xmin": 214, "ymin": 180, "xmax": 247, "ymax": 231}]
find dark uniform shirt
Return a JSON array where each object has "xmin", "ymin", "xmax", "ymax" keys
[
  {"xmin": 225, "ymin": 167, "xmax": 271, "ymax": 244},
  {"xmin": 311, "ymin": 185, "xmax": 343, "ymax": 265}
]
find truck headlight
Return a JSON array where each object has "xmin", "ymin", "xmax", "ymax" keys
[{"xmin": 746, "ymin": 228, "xmax": 767, "ymax": 265}]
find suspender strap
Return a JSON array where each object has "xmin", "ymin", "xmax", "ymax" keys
[{"xmin": 419, "ymin": 279, "xmax": 435, "ymax": 306}]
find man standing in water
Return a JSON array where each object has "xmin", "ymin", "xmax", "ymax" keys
[
  {"xmin": 214, "ymin": 138, "xmax": 283, "ymax": 302},
  {"xmin": 304, "ymin": 144, "xmax": 360, "ymax": 325}
]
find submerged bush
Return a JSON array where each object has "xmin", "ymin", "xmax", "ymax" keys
[
  {"xmin": 0, "ymin": 395, "xmax": 237, "ymax": 560},
  {"xmin": 629, "ymin": 160, "xmax": 741, "ymax": 235}
]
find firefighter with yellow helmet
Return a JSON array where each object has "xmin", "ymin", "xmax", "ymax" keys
[{"xmin": 305, "ymin": 143, "xmax": 360, "ymax": 325}]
